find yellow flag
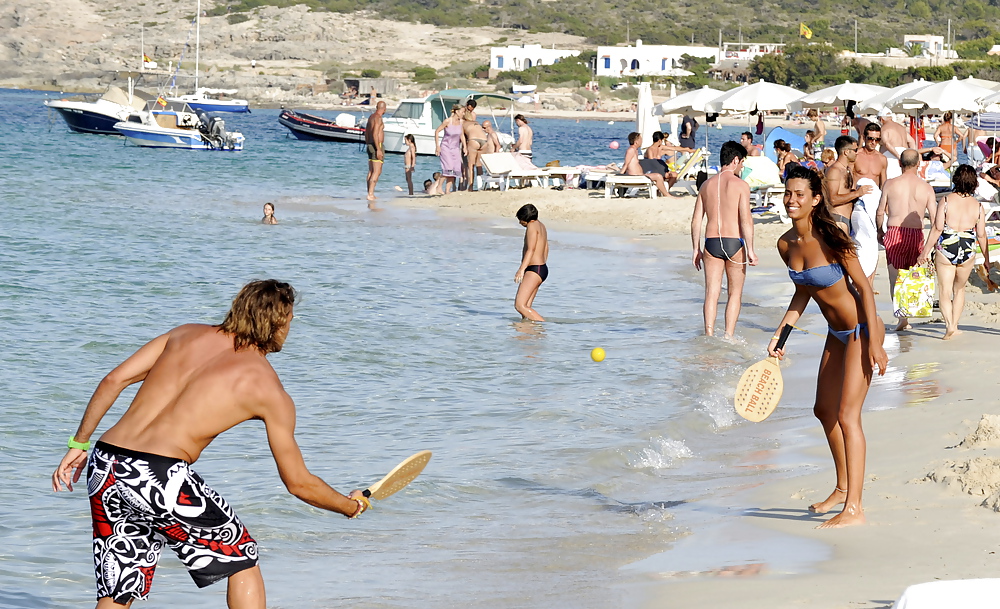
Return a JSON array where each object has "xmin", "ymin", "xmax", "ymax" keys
[{"xmin": 800, "ymin": 23, "xmax": 813, "ymax": 39}]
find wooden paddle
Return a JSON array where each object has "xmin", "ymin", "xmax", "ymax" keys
[
  {"xmin": 734, "ymin": 324, "xmax": 793, "ymax": 422},
  {"xmin": 362, "ymin": 450, "xmax": 432, "ymax": 501}
]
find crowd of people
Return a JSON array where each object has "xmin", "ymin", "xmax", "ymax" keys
[{"xmin": 689, "ymin": 115, "xmax": 1000, "ymax": 526}]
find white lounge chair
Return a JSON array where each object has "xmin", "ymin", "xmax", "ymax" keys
[
  {"xmin": 479, "ymin": 153, "xmax": 548, "ymax": 189},
  {"xmin": 603, "ymin": 174, "xmax": 657, "ymax": 199},
  {"xmin": 742, "ymin": 156, "xmax": 789, "ymax": 224}
]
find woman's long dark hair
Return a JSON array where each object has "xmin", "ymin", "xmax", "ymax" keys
[{"xmin": 785, "ymin": 164, "xmax": 857, "ymax": 265}]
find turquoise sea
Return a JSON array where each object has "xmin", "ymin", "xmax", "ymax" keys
[{"xmin": 2, "ymin": 88, "xmax": 916, "ymax": 608}]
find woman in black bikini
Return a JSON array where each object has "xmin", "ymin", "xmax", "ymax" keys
[
  {"xmin": 918, "ymin": 164, "xmax": 996, "ymax": 339},
  {"xmin": 769, "ymin": 164, "xmax": 887, "ymax": 528}
]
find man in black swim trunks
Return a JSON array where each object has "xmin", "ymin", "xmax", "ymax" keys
[
  {"xmin": 690, "ymin": 141, "xmax": 757, "ymax": 338},
  {"xmin": 514, "ymin": 204, "xmax": 549, "ymax": 322},
  {"xmin": 365, "ymin": 100, "xmax": 387, "ymax": 203},
  {"xmin": 53, "ymin": 280, "xmax": 369, "ymax": 608}
]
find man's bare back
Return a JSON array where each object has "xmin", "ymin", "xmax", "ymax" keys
[
  {"xmin": 879, "ymin": 118, "xmax": 914, "ymax": 159},
  {"xmin": 99, "ymin": 324, "xmax": 281, "ymax": 463},
  {"xmin": 878, "ymin": 171, "xmax": 936, "ymax": 229},
  {"xmin": 700, "ymin": 171, "xmax": 748, "ymax": 239}
]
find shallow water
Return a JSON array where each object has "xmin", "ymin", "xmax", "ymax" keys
[{"xmin": 3, "ymin": 88, "xmax": 916, "ymax": 607}]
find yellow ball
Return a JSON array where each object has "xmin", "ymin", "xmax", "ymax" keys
[{"xmin": 591, "ymin": 347, "xmax": 606, "ymax": 362}]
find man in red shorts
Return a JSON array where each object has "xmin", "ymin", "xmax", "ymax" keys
[
  {"xmin": 876, "ymin": 149, "xmax": 937, "ymax": 331},
  {"xmin": 53, "ymin": 280, "xmax": 369, "ymax": 608}
]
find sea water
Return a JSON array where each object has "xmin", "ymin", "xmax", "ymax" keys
[{"xmin": 2, "ymin": 88, "xmax": 906, "ymax": 608}]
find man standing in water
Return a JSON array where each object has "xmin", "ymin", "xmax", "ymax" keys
[
  {"xmin": 514, "ymin": 204, "xmax": 549, "ymax": 322},
  {"xmin": 691, "ymin": 141, "xmax": 757, "ymax": 338},
  {"xmin": 365, "ymin": 100, "xmax": 387, "ymax": 202},
  {"xmin": 875, "ymin": 149, "xmax": 937, "ymax": 332},
  {"xmin": 53, "ymin": 280, "xmax": 368, "ymax": 608}
]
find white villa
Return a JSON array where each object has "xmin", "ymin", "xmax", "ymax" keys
[
  {"xmin": 595, "ymin": 40, "xmax": 718, "ymax": 77},
  {"xmin": 489, "ymin": 44, "xmax": 581, "ymax": 78}
]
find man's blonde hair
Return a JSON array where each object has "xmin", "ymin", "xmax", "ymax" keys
[{"xmin": 219, "ymin": 280, "xmax": 296, "ymax": 354}]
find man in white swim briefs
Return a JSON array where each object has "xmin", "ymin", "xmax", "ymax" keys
[{"xmin": 878, "ymin": 109, "xmax": 916, "ymax": 180}]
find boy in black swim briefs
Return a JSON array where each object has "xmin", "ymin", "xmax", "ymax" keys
[{"xmin": 514, "ymin": 204, "xmax": 549, "ymax": 322}]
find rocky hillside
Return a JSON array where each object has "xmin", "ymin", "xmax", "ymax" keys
[{"xmin": 0, "ymin": 0, "xmax": 584, "ymax": 105}]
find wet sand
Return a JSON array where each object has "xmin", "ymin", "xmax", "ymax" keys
[{"xmin": 392, "ymin": 186, "xmax": 1000, "ymax": 607}]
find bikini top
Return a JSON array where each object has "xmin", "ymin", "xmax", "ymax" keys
[{"xmin": 788, "ymin": 263, "xmax": 844, "ymax": 288}]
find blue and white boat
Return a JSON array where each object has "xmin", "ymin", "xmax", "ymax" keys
[
  {"xmin": 114, "ymin": 100, "xmax": 244, "ymax": 150},
  {"xmin": 167, "ymin": 88, "xmax": 250, "ymax": 113},
  {"xmin": 45, "ymin": 84, "xmax": 154, "ymax": 135}
]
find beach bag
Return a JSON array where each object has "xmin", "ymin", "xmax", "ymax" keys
[{"xmin": 892, "ymin": 265, "xmax": 935, "ymax": 318}]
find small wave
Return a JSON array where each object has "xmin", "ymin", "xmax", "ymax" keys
[
  {"xmin": 700, "ymin": 392, "xmax": 741, "ymax": 429},
  {"xmin": 627, "ymin": 437, "xmax": 693, "ymax": 470}
]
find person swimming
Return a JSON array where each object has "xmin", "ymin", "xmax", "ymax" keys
[
  {"xmin": 262, "ymin": 202, "xmax": 278, "ymax": 225},
  {"xmin": 770, "ymin": 164, "xmax": 887, "ymax": 529}
]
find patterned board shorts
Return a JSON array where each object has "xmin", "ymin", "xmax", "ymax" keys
[{"xmin": 88, "ymin": 442, "xmax": 258, "ymax": 603}]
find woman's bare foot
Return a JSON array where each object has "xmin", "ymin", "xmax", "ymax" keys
[
  {"xmin": 943, "ymin": 328, "xmax": 961, "ymax": 340},
  {"xmin": 895, "ymin": 319, "xmax": 911, "ymax": 331},
  {"xmin": 816, "ymin": 504, "xmax": 866, "ymax": 528},
  {"xmin": 808, "ymin": 488, "xmax": 846, "ymax": 514}
]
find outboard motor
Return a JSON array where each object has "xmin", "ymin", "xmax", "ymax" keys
[{"xmin": 196, "ymin": 110, "xmax": 212, "ymax": 134}]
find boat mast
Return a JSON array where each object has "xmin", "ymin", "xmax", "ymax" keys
[{"xmin": 195, "ymin": 0, "xmax": 200, "ymax": 90}]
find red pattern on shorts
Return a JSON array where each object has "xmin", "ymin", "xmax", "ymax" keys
[{"xmin": 884, "ymin": 226, "xmax": 923, "ymax": 270}]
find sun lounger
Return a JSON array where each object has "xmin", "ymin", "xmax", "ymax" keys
[
  {"xmin": 479, "ymin": 153, "xmax": 549, "ymax": 189},
  {"xmin": 603, "ymin": 174, "xmax": 657, "ymax": 199},
  {"xmin": 742, "ymin": 156, "xmax": 790, "ymax": 223},
  {"xmin": 544, "ymin": 166, "xmax": 582, "ymax": 188}
]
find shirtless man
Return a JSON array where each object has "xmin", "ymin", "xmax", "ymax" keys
[
  {"xmin": 482, "ymin": 120, "xmax": 502, "ymax": 154},
  {"xmin": 826, "ymin": 135, "xmax": 880, "ymax": 284},
  {"xmin": 875, "ymin": 149, "xmax": 937, "ymax": 331},
  {"xmin": 514, "ymin": 204, "xmax": 549, "ymax": 321},
  {"xmin": 854, "ymin": 123, "xmax": 888, "ymax": 188},
  {"xmin": 807, "ymin": 109, "xmax": 826, "ymax": 159},
  {"xmin": 463, "ymin": 104, "xmax": 489, "ymax": 191},
  {"xmin": 690, "ymin": 141, "xmax": 757, "ymax": 338},
  {"xmin": 365, "ymin": 100, "xmax": 387, "ymax": 202},
  {"xmin": 878, "ymin": 109, "xmax": 916, "ymax": 179},
  {"xmin": 52, "ymin": 280, "xmax": 368, "ymax": 609},
  {"xmin": 624, "ymin": 132, "xmax": 672, "ymax": 198},
  {"xmin": 740, "ymin": 131, "xmax": 761, "ymax": 156},
  {"xmin": 514, "ymin": 114, "xmax": 533, "ymax": 160}
]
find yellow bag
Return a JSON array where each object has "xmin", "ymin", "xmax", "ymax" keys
[{"xmin": 892, "ymin": 265, "xmax": 935, "ymax": 318}]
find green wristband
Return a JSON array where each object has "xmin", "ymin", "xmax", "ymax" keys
[{"xmin": 68, "ymin": 436, "xmax": 91, "ymax": 451}]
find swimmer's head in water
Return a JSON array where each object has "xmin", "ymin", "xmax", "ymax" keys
[
  {"xmin": 220, "ymin": 279, "xmax": 297, "ymax": 354},
  {"xmin": 516, "ymin": 204, "xmax": 538, "ymax": 224},
  {"xmin": 404, "ymin": 134, "xmax": 415, "ymax": 145},
  {"xmin": 263, "ymin": 202, "xmax": 275, "ymax": 216},
  {"xmin": 432, "ymin": 171, "xmax": 442, "ymax": 179},
  {"xmin": 424, "ymin": 179, "xmax": 433, "ymax": 189}
]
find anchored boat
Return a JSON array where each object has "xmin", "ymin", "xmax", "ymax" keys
[
  {"xmin": 278, "ymin": 109, "xmax": 365, "ymax": 142},
  {"xmin": 114, "ymin": 100, "xmax": 244, "ymax": 150}
]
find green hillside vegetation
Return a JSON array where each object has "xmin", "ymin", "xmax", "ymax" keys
[{"xmin": 210, "ymin": 0, "xmax": 1000, "ymax": 57}]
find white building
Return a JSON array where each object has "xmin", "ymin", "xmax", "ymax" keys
[
  {"xmin": 903, "ymin": 34, "xmax": 945, "ymax": 56},
  {"xmin": 719, "ymin": 42, "xmax": 785, "ymax": 62},
  {"xmin": 489, "ymin": 44, "xmax": 581, "ymax": 78},
  {"xmin": 595, "ymin": 40, "xmax": 718, "ymax": 78}
]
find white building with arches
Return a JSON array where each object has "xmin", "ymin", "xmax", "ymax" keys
[
  {"xmin": 489, "ymin": 44, "xmax": 581, "ymax": 78},
  {"xmin": 595, "ymin": 40, "xmax": 719, "ymax": 78}
]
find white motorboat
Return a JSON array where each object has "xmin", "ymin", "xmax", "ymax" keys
[
  {"xmin": 45, "ymin": 83, "xmax": 154, "ymax": 135},
  {"xmin": 382, "ymin": 89, "xmax": 515, "ymax": 156},
  {"xmin": 168, "ymin": 88, "xmax": 250, "ymax": 113},
  {"xmin": 114, "ymin": 100, "xmax": 244, "ymax": 150}
]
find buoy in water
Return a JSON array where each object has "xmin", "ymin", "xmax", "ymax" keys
[
  {"xmin": 609, "ymin": 141, "xmax": 620, "ymax": 150},
  {"xmin": 591, "ymin": 348, "xmax": 606, "ymax": 362}
]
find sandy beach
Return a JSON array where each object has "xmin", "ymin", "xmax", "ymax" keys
[{"xmin": 391, "ymin": 185, "xmax": 1000, "ymax": 607}]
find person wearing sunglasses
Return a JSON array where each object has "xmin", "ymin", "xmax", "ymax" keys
[{"xmin": 854, "ymin": 123, "xmax": 887, "ymax": 188}]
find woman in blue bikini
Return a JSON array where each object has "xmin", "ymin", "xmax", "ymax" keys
[{"xmin": 769, "ymin": 164, "xmax": 888, "ymax": 529}]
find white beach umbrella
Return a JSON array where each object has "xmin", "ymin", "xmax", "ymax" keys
[
  {"xmin": 978, "ymin": 90, "xmax": 1000, "ymax": 109},
  {"xmin": 634, "ymin": 82, "xmax": 661, "ymax": 151},
  {"xmin": 653, "ymin": 85, "xmax": 726, "ymax": 115},
  {"xmin": 704, "ymin": 80, "xmax": 804, "ymax": 113},
  {"xmin": 791, "ymin": 81, "xmax": 888, "ymax": 110},
  {"xmin": 962, "ymin": 75, "xmax": 1000, "ymax": 92},
  {"xmin": 854, "ymin": 80, "xmax": 930, "ymax": 115},
  {"xmin": 887, "ymin": 77, "xmax": 994, "ymax": 114}
]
